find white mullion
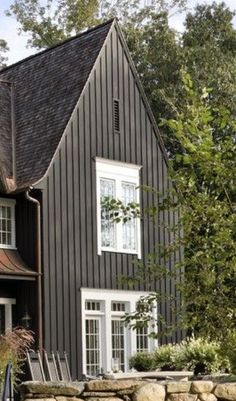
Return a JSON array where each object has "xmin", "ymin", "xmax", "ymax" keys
[
  {"xmin": 96, "ymin": 172, "xmax": 102, "ymax": 255},
  {"xmin": 130, "ymin": 299, "xmax": 137, "ymax": 356},
  {"xmin": 116, "ymin": 179, "xmax": 123, "ymax": 252},
  {"xmin": 136, "ymin": 185, "xmax": 141, "ymax": 259},
  {"xmin": 105, "ymin": 299, "xmax": 112, "ymax": 372}
]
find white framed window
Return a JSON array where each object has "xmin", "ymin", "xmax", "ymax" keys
[
  {"xmin": 96, "ymin": 158, "xmax": 142, "ymax": 258},
  {"xmin": 0, "ymin": 298, "xmax": 16, "ymax": 334},
  {"xmin": 0, "ymin": 198, "xmax": 16, "ymax": 249},
  {"xmin": 81, "ymin": 289, "xmax": 157, "ymax": 375}
]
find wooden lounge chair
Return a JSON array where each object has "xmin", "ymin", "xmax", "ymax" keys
[
  {"xmin": 56, "ymin": 351, "xmax": 72, "ymax": 382},
  {"xmin": 44, "ymin": 351, "xmax": 60, "ymax": 381},
  {"xmin": 26, "ymin": 350, "xmax": 46, "ymax": 382},
  {"xmin": 2, "ymin": 363, "xmax": 13, "ymax": 401}
]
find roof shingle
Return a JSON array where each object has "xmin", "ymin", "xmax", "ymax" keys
[{"xmin": 0, "ymin": 20, "xmax": 113, "ymax": 191}]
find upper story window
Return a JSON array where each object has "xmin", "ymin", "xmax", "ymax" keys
[
  {"xmin": 0, "ymin": 198, "xmax": 16, "ymax": 249},
  {"xmin": 96, "ymin": 158, "xmax": 141, "ymax": 258}
]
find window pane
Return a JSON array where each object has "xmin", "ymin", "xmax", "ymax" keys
[
  {"xmin": 136, "ymin": 326, "xmax": 149, "ymax": 352},
  {"xmin": 2, "ymin": 207, "xmax": 6, "ymax": 219},
  {"xmin": 0, "ymin": 205, "xmax": 13, "ymax": 247},
  {"xmin": 6, "ymin": 207, "xmax": 11, "ymax": 219},
  {"xmin": 100, "ymin": 179, "xmax": 116, "ymax": 248},
  {"xmin": 85, "ymin": 319, "xmax": 101, "ymax": 376},
  {"xmin": 85, "ymin": 301, "xmax": 101, "ymax": 311},
  {"xmin": 111, "ymin": 319, "xmax": 125, "ymax": 372},
  {"xmin": 111, "ymin": 302, "xmax": 126, "ymax": 312},
  {"xmin": 122, "ymin": 183, "xmax": 137, "ymax": 251}
]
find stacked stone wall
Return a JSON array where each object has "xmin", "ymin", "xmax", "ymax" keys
[{"xmin": 20, "ymin": 379, "xmax": 236, "ymax": 401}]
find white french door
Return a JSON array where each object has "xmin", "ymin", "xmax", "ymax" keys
[{"xmin": 0, "ymin": 298, "xmax": 16, "ymax": 334}]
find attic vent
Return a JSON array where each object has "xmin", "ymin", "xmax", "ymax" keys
[{"xmin": 113, "ymin": 99, "xmax": 120, "ymax": 133}]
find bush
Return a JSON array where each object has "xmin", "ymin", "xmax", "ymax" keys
[
  {"xmin": 0, "ymin": 327, "xmax": 34, "ymax": 387},
  {"xmin": 153, "ymin": 343, "xmax": 182, "ymax": 371},
  {"xmin": 178, "ymin": 336, "xmax": 228, "ymax": 375},
  {"xmin": 129, "ymin": 352, "xmax": 154, "ymax": 371},
  {"xmin": 220, "ymin": 332, "xmax": 236, "ymax": 374},
  {"xmin": 129, "ymin": 337, "xmax": 232, "ymax": 374}
]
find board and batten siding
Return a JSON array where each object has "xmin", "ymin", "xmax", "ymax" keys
[{"xmin": 39, "ymin": 24, "xmax": 182, "ymax": 378}]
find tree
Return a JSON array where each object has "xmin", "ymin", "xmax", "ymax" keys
[
  {"xmin": 124, "ymin": 72, "xmax": 236, "ymax": 342},
  {"xmin": 182, "ymin": 2, "xmax": 236, "ymax": 134},
  {"xmin": 6, "ymin": 0, "xmax": 101, "ymax": 49},
  {"xmin": 0, "ymin": 39, "xmax": 9, "ymax": 69},
  {"xmin": 121, "ymin": 9, "xmax": 184, "ymax": 155}
]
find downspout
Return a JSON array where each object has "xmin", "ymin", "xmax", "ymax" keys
[
  {"xmin": 10, "ymin": 82, "xmax": 16, "ymax": 183},
  {"xmin": 25, "ymin": 188, "xmax": 43, "ymax": 352}
]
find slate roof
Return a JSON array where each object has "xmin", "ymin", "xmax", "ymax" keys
[
  {"xmin": 0, "ymin": 19, "xmax": 113, "ymax": 191},
  {"xmin": 0, "ymin": 81, "xmax": 13, "ymax": 190}
]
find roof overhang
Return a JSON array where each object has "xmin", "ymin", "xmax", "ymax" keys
[{"xmin": 0, "ymin": 249, "xmax": 38, "ymax": 281}]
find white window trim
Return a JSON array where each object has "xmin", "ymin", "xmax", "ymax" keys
[
  {"xmin": 0, "ymin": 298, "xmax": 16, "ymax": 331},
  {"xmin": 0, "ymin": 198, "xmax": 16, "ymax": 249},
  {"xmin": 81, "ymin": 288, "xmax": 158, "ymax": 375},
  {"xmin": 96, "ymin": 158, "xmax": 142, "ymax": 259}
]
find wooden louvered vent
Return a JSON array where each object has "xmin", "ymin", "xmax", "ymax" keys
[{"xmin": 113, "ymin": 99, "xmax": 120, "ymax": 133}]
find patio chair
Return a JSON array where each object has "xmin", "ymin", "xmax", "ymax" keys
[
  {"xmin": 26, "ymin": 350, "xmax": 46, "ymax": 382},
  {"xmin": 1, "ymin": 363, "xmax": 13, "ymax": 401},
  {"xmin": 44, "ymin": 351, "xmax": 60, "ymax": 381},
  {"xmin": 56, "ymin": 351, "xmax": 72, "ymax": 382}
]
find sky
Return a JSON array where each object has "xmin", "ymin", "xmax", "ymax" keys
[{"xmin": 0, "ymin": 0, "xmax": 235, "ymax": 66}]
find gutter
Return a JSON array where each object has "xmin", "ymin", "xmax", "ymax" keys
[{"xmin": 25, "ymin": 188, "xmax": 43, "ymax": 352}]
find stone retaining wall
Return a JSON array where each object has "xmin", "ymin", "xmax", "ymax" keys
[{"xmin": 20, "ymin": 379, "xmax": 236, "ymax": 401}]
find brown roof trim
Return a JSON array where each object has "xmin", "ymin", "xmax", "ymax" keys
[{"xmin": 0, "ymin": 248, "xmax": 38, "ymax": 279}]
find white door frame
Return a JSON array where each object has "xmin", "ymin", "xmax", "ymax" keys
[{"xmin": 0, "ymin": 298, "xmax": 16, "ymax": 331}]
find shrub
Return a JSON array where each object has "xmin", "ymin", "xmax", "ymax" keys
[
  {"xmin": 153, "ymin": 343, "xmax": 182, "ymax": 371},
  {"xmin": 220, "ymin": 332, "xmax": 236, "ymax": 374},
  {"xmin": 178, "ymin": 336, "xmax": 228, "ymax": 375},
  {"xmin": 0, "ymin": 327, "xmax": 34, "ymax": 387},
  {"xmin": 129, "ymin": 352, "xmax": 154, "ymax": 371}
]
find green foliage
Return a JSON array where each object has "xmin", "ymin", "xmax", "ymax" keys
[
  {"xmin": 164, "ymin": 72, "xmax": 236, "ymax": 340},
  {"xmin": 129, "ymin": 351, "xmax": 154, "ymax": 372},
  {"xmin": 177, "ymin": 337, "xmax": 228, "ymax": 375},
  {"xmin": 101, "ymin": 196, "xmax": 140, "ymax": 224},
  {"xmin": 129, "ymin": 338, "xmax": 231, "ymax": 374},
  {"xmin": 182, "ymin": 2, "xmax": 236, "ymax": 137},
  {"xmin": 0, "ymin": 328, "xmax": 34, "ymax": 387},
  {"xmin": 153, "ymin": 343, "xmax": 181, "ymax": 371},
  {"xmin": 220, "ymin": 332, "xmax": 236, "ymax": 375},
  {"xmin": 122, "ymin": 72, "xmax": 236, "ymax": 343},
  {"xmin": 6, "ymin": 0, "xmax": 101, "ymax": 49},
  {"xmin": 0, "ymin": 39, "xmax": 9, "ymax": 69}
]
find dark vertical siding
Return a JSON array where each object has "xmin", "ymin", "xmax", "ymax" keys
[
  {"xmin": 41, "ymin": 25, "xmax": 180, "ymax": 377},
  {"xmin": 16, "ymin": 194, "xmax": 36, "ymax": 269}
]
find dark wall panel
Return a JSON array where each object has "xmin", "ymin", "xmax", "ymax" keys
[
  {"xmin": 41, "ymin": 25, "xmax": 180, "ymax": 377},
  {"xmin": 16, "ymin": 194, "xmax": 37, "ymax": 269}
]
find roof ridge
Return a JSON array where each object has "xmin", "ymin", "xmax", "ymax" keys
[{"xmin": 0, "ymin": 18, "xmax": 115, "ymax": 75}]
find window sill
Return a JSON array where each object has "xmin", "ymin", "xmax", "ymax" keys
[
  {"xmin": 100, "ymin": 247, "xmax": 140, "ymax": 257},
  {"xmin": 0, "ymin": 245, "xmax": 17, "ymax": 250}
]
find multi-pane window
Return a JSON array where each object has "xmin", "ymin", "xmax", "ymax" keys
[
  {"xmin": 81, "ymin": 290, "xmax": 157, "ymax": 376},
  {"xmin": 122, "ymin": 183, "xmax": 137, "ymax": 251},
  {"xmin": 96, "ymin": 158, "xmax": 141, "ymax": 257},
  {"xmin": 85, "ymin": 300, "xmax": 103, "ymax": 376},
  {"xmin": 85, "ymin": 318, "xmax": 101, "ymax": 376},
  {"xmin": 112, "ymin": 319, "xmax": 125, "ymax": 371},
  {"xmin": 100, "ymin": 179, "xmax": 116, "ymax": 248},
  {"xmin": 111, "ymin": 302, "xmax": 127, "ymax": 372},
  {"xmin": 0, "ymin": 199, "xmax": 16, "ymax": 249},
  {"xmin": 136, "ymin": 326, "xmax": 149, "ymax": 352}
]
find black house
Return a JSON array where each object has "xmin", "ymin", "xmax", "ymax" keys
[{"xmin": 0, "ymin": 19, "xmax": 181, "ymax": 378}]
